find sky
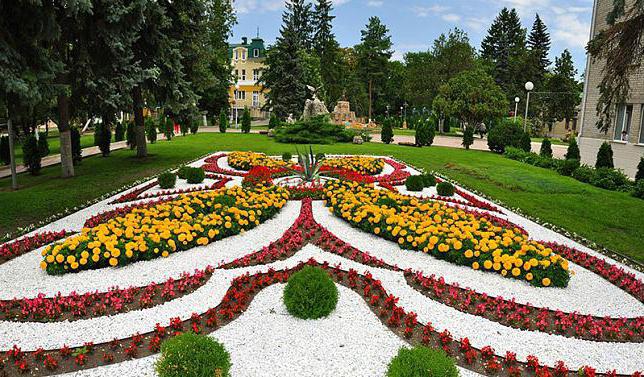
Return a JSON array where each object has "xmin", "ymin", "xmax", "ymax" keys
[{"xmin": 231, "ymin": 0, "xmax": 594, "ymax": 77}]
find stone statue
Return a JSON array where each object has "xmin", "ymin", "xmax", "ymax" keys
[
  {"xmin": 302, "ymin": 85, "xmax": 329, "ymax": 120},
  {"xmin": 286, "ymin": 113, "xmax": 295, "ymax": 124}
]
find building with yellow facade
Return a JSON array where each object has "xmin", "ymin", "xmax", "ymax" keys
[{"xmin": 228, "ymin": 36, "xmax": 269, "ymax": 122}]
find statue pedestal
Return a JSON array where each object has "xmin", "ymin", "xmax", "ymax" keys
[{"xmin": 332, "ymin": 101, "xmax": 357, "ymax": 125}]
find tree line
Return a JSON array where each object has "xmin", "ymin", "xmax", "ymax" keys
[{"xmin": 0, "ymin": 0, "xmax": 236, "ymax": 178}]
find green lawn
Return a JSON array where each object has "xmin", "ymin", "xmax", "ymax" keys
[
  {"xmin": 531, "ymin": 137, "xmax": 569, "ymax": 146},
  {"xmin": 1, "ymin": 133, "xmax": 642, "ymax": 264},
  {"xmin": 13, "ymin": 133, "xmax": 96, "ymax": 161}
]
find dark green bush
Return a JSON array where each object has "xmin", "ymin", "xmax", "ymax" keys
[
  {"xmin": 572, "ymin": 165, "xmax": 596, "ymax": 183},
  {"xmin": 241, "ymin": 107, "xmax": 251, "ymax": 133},
  {"xmin": 462, "ymin": 126, "xmax": 474, "ymax": 150},
  {"xmin": 146, "ymin": 117, "xmax": 157, "ymax": 144},
  {"xmin": 595, "ymin": 142, "xmax": 614, "ymax": 169},
  {"xmin": 635, "ymin": 157, "xmax": 644, "ymax": 181},
  {"xmin": 504, "ymin": 147, "xmax": 530, "ymax": 161},
  {"xmin": 421, "ymin": 174, "xmax": 436, "ymax": 187},
  {"xmin": 557, "ymin": 159, "xmax": 580, "ymax": 176},
  {"xmin": 487, "ymin": 119, "xmax": 530, "ymax": 153},
  {"xmin": 164, "ymin": 117, "xmax": 174, "ymax": 141},
  {"xmin": 185, "ymin": 167, "xmax": 205, "ymax": 184},
  {"xmin": 219, "ymin": 110, "xmax": 228, "ymax": 133},
  {"xmin": 268, "ymin": 113, "xmax": 280, "ymax": 129},
  {"xmin": 275, "ymin": 116, "xmax": 355, "ymax": 144},
  {"xmin": 386, "ymin": 346, "xmax": 458, "ymax": 377},
  {"xmin": 540, "ymin": 138, "xmax": 552, "ymax": 158},
  {"xmin": 155, "ymin": 332, "xmax": 231, "ymax": 377},
  {"xmin": 632, "ymin": 180, "xmax": 644, "ymax": 199},
  {"xmin": 405, "ymin": 175, "xmax": 425, "ymax": 192},
  {"xmin": 0, "ymin": 135, "xmax": 9, "ymax": 165},
  {"xmin": 22, "ymin": 134, "xmax": 41, "ymax": 175},
  {"xmin": 126, "ymin": 121, "xmax": 136, "ymax": 149},
  {"xmin": 381, "ymin": 118, "xmax": 394, "ymax": 144},
  {"xmin": 95, "ymin": 122, "xmax": 112, "ymax": 157},
  {"xmin": 415, "ymin": 119, "xmax": 435, "ymax": 147},
  {"xmin": 177, "ymin": 166, "xmax": 191, "ymax": 179},
  {"xmin": 282, "ymin": 152, "xmax": 292, "ymax": 162},
  {"xmin": 565, "ymin": 138, "xmax": 580, "ymax": 160},
  {"xmin": 190, "ymin": 120, "xmax": 199, "ymax": 134},
  {"xmin": 591, "ymin": 168, "xmax": 630, "ymax": 190},
  {"xmin": 158, "ymin": 172, "xmax": 177, "ymax": 189},
  {"xmin": 71, "ymin": 127, "xmax": 82, "ymax": 164},
  {"xmin": 436, "ymin": 181, "xmax": 455, "ymax": 196},
  {"xmin": 283, "ymin": 266, "xmax": 338, "ymax": 319},
  {"xmin": 592, "ymin": 177, "xmax": 617, "ymax": 190},
  {"xmin": 180, "ymin": 120, "xmax": 189, "ymax": 136},
  {"xmin": 37, "ymin": 133, "xmax": 49, "ymax": 157},
  {"xmin": 114, "ymin": 121, "xmax": 125, "ymax": 142}
]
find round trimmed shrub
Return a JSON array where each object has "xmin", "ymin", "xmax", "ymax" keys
[
  {"xmin": 572, "ymin": 165, "xmax": 595, "ymax": 183},
  {"xmin": 595, "ymin": 142, "xmax": 614, "ymax": 169},
  {"xmin": 156, "ymin": 332, "xmax": 231, "ymax": 377},
  {"xmin": 282, "ymin": 152, "xmax": 292, "ymax": 162},
  {"xmin": 405, "ymin": 175, "xmax": 425, "ymax": 192},
  {"xmin": 632, "ymin": 180, "xmax": 644, "ymax": 199},
  {"xmin": 565, "ymin": 138, "xmax": 580, "ymax": 160},
  {"xmin": 283, "ymin": 266, "xmax": 338, "ymax": 319},
  {"xmin": 421, "ymin": 174, "xmax": 436, "ymax": 187},
  {"xmin": 177, "ymin": 166, "xmax": 191, "ymax": 180},
  {"xmin": 386, "ymin": 346, "xmax": 458, "ymax": 377},
  {"xmin": 185, "ymin": 167, "xmax": 205, "ymax": 184},
  {"xmin": 540, "ymin": 138, "xmax": 553, "ymax": 158},
  {"xmin": 557, "ymin": 159, "xmax": 580, "ymax": 177},
  {"xmin": 158, "ymin": 172, "xmax": 177, "ymax": 189},
  {"xmin": 436, "ymin": 181, "xmax": 455, "ymax": 196}
]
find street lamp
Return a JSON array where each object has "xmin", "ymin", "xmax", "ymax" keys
[
  {"xmin": 523, "ymin": 82, "xmax": 534, "ymax": 132},
  {"xmin": 514, "ymin": 97, "xmax": 520, "ymax": 123},
  {"xmin": 234, "ymin": 84, "xmax": 240, "ymax": 128},
  {"xmin": 386, "ymin": 105, "xmax": 390, "ymax": 117}
]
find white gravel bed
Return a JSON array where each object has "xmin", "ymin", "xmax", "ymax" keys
[
  {"xmin": 142, "ymin": 177, "xmax": 219, "ymax": 197},
  {"xmin": 54, "ymin": 282, "xmax": 482, "ymax": 377},
  {"xmin": 395, "ymin": 184, "xmax": 466, "ymax": 202},
  {"xmin": 0, "ymin": 201, "xmax": 301, "ymax": 300},
  {"xmin": 312, "ymin": 201, "xmax": 643, "ymax": 318}
]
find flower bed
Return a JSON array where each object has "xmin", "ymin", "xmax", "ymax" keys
[
  {"xmin": 0, "ymin": 231, "xmax": 70, "ymax": 264},
  {"xmin": 110, "ymin": 174, "xmax": 230, "ymax": 204},
  {"xmin": 322, "ymin": 156, "xmax": 385, "ymax": 175},
  {"xmin": 227, "ymin": 151, "xmax": 290, "ymax": 171},
  {"xmin": 41, "ymin": 186, "xmax": 289, "ymax": 275},
  {"xmin": 323, "ymin": 181, "xmax": 571, "ymax": 287}
]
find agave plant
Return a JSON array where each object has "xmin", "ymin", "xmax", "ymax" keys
[{"xmin": 294, "ymin": 146, "xmax": 323, "ymax": 183}]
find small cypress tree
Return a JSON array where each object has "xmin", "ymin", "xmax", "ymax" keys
[
  {"xmin": 268, "ymin": 113, "xmax": 280, "ymax": 129},
  {"xmin": 219, "ymin": 110, "xmax": 228, "ymax": 133},
  {"xmin": 37, "ymin": 132, "xmax": 49, "ymax": 157},
  {"xmin": 180, "ymin": 118, "xmax": 189, "ymax": 136},
  {"xmin": 519, "ymin": 131, "xmax": 532, "ymax": 152},
  {"xmin": 70, "ymin": 127, "xmax": 82, "ymax": 164},
  {"xmin": 22, "ymin": 134, "xmax": 41, "ymax": 175},
  {"xmin": 146, "ymin": 118, "xmax": 157, "ymax": 144},
  {"xmin": 114, "ymin": 121, "xmax": 125, "ymax": 142},
  {"xmin": 190, "ymin": 119, "xmax": 199, "ymax": 134},
  {"xmin": 126, "ymin": 121, "xmax": 137, "ymax": 149},
  {"xmin": 462, "ymin": 126, "xmax": 474, "ymax": 150},
  {"xmin": 635, "ymin": 157, "xmax": 644, "ymax": 181},
  {"xmin": 595, "ymin": 142, "xmax": 614, "ymax": 169},
  {"xmin": 540, "ymin": 138, "xmax": 553, "ymax": 158},
  {"xmin": 95, "ymin": 122, "xmax": 112, "ymax": 157},
  {"xmin": 381, "ymin": 118, "xmax": 394, "ymax": 144},
  {"xmin": 241, "ymin": 107, "xmax": 251, "ymax": 133},
  {"xmin": 565, "ymin": 138, "xmax": 580, "ymax": 160},
  {"xmin": 164, "ymin": 117, "xmax": 174, "ymax": 141},
  {"xmin": 0, "ymin": 135, "xmax": 9, "ymax": 165},
  {"xmin": 415, "ymin": 119, "xmax": 435, "ymax": 147}
]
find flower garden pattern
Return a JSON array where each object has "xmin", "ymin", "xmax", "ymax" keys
[{"xmin": 0, "ymin": 152, "xmax": 641, "ymax": 377}]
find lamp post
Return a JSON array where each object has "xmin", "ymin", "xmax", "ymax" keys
[
  {"xmin": 386, "ymin": 105, "xmax": 390, "ymax": 117},
  {"xmin": 514, "ymin": 97, "xmax": 520, "ymax": 123},
  {"xmin": 523, "ymin": 82, "xmax": 534, "ymax": 132},
  {"xmin": 234, "ymin": 84, "xmax": 240, "ymax": 128}
]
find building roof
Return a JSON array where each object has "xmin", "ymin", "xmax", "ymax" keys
[{"xmin": 229, "ymin": 37, "xmax": 266, "ymax": 60}]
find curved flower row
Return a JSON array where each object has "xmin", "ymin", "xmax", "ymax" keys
[
  {"xmin": 321, "ymin": 156, "xmax": 385, "ymax": 175},
  {"xmin": 110, "ymin": 174, "xmax": 230, "ymax": 204},
  {"xmin": 0, "ymin": 231, "xmax": 70, "ymax": 265},
  {"xmin": 323, "ymin": 181, "xmax": 571, "ymax": 287},
  {"xmin": 41, "ymin": 185, "xmax": 289, "ymax": 275},
  {"xmin": 227, "ymin": 151, "xmax": 290, "ymax": 171}
]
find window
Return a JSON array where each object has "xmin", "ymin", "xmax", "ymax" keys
[
  {"xmin": 639, "ymin": 106, "xmax": 644, "ymax": 144},
  {"xmin": 614, "ymin": 104, "xmax": 633, "ymax": 141},
  {"xmin": 241, "ymin": 50, "xmax": 246, "ymax": 60},
  {"xmin": 252, "ymin": 91, "xmax": 260, "ymax": 107},
  {"xmin": 253, "ymin": 69, "xmax": 260, "ymax": 81},
  {"xmin": 234, "ymin": 50, "xmax": 238, "ymax": 60},
  {"xmin": 234, "ymin": 90, "xmax": 246, "ymax": 100},
  {"xmin": 241, "ymin": 69, "xmax": 246, "ymax": 81},
  {"xmin": 253, "ymin": 48, "xmax": 260, "ymax": 58}
]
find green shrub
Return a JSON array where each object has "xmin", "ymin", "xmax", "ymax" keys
[
  {"xmin": 592, "ymin": 177, "xmax": 617, "ymax": 190},
  {"xmin": 37, "ymin": 132, "xmax": 49, "ymax": 157},
  {"xmin": 591, "ymin": 168, "xmax": 630, "ymax": 190},
  {"xmin": 386, "ymin": 346, "xmax": 458, "ymax": 377},
  {"xmin": 595, "ymin": 142, "xmax": 614, "ymax": 169},
  {"xmin": 268, "ymin": 113, "xmax": 280, "ymax": 129},
  {"xmin": 275, "ymin": 116, "xmax": 355, "ymax": 144},
  {"xmin": 540, "ymin": 138, "xmax": 553, "ymax": 158},
  {"xmin": 566, "ymin": 138, "xmax": 580, "ymax": 160},
  {"xmin": 158, "ymin": 172, "xmax": 177, "ymax": 189},
  {"xmin": 631, "ymin": 180, "xmax": 644, "ymax": 199},
  {"xmin": 282, "ymin": 152, "xmax": 292, "ymax": 162},
  {"xmin": 22, "ymin": 134, "xmax": 41, "ymax": 175},
  {"xmin": 283, "ymin": 266, "xmax": 338, "ymax": 319},
  {"xmin": 95, "ymin": 122, "xmax": 112, "ymax": 156},
  {"xmin": 241, "ymin": 107, "xmax": 251, "ymax": 133},
  {"xmin": 557, "ymin": 159, "xmax": 580, "ymax": 176},
  {"xmin": 415, "ymin": 119, "xmax": 434, "ymax": 147},
  {"xmin": 177, "ymin": 166, "xmax": 191, "ymax": 179},
  {"xmin": 185, "ymin": 167, "xmax": 205, "ymax": 184},
  {"xmin": 405, "ymin": 175, "xmax": 425, "ymax": 192},
  {"xmin": 219, "ymin": 110, "xmax": 228, "ymax": 133},
  {"xmin": 504, "ymin": 147, "xmax": 530, "ymax": 161},
  {"xmin": 462, "ymin": 126, "xmax": 474, "ymax": 150},
  {"xmin": 155, "ymin": 332, "xmax": 231, "ymax": 377},
  {"xmin": 180, "ymin": 120, "xmax": 189, "ymax": 136},
  {"xmin": 0, "ymin": 135, "xmax": 9, "ymax": 165},
  {"xmin": 436, "ymin": 181, "xmax": 455, "ymax": 196},
  {"xmin": 381, "ymin": 118, "xmax": 394, "ymax": 144},
  {"xmin": 114, "ymin": 121, "xmax": 125, "ymax": 142},
  {"xmin": 164, "ymin": 118, "xmax": 174, "ymax": 141},
  {"xmin": 572, "ymin": 165, "xmax": 596, "ymax": 183},
  {"xmin": 421, "ymin": 174, "xmax": 436, "ymax": 187},
  {"xmin": 487, "ymin": 119, "xmax": 530, "ymax": 153},
  {"xmin": 635, "ymin": 157, "xmax": 644, "ymax": 181},
  {"xmin": 71, "ymin": 127, "xmax": 82, "ymax": 164},
  {"xmin": 126, "ymin": 121, "xmax": 137, "ymax": 149},
  {"xmin": 190, "ymin": 120, "xmax": 199, "ymax": 134},
  {"xmin": 315, "ymin": 153, "xmax": 326, "ymax": 161},
  {"xmin": 146, "ymin": 117, "xmax": 157, "ymax": 144}
]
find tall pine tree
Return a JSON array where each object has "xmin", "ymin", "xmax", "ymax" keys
[
  {"xmin": 527, "ymin": 14, "xmax": 551, "ymax": 78},
  {"xmin": 260, "ymin": 1, "xmax": 308, "ymax": 119},
  {"xmin": 290, "ymin": 0, "xmax": 314, "ymax": 51},
  {"xmin": 312, "ymin": 0, "xmax": 342, "ymax": 103},
  {"xmin": 545, "ymin": 50, "xmax": 580, "ymax": 127}
]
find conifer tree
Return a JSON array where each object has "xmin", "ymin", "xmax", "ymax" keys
[
  {"xmin": 313, "ymin": 0, "xmax": 343, "ymax": 103},
  {"xmin": 527, "ymin": 14, "xmax": 551, "ymax": 78},
  {"xmin": 291, "ymin": 0, "xmax": 314, "ymax": 50}
]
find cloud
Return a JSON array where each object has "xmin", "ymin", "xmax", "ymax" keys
[
  {"xmin": 367, "ymin": 0, "xmax": 383, "ymax": 7},
  {"xmin": 551, "ymin": 12, "xmax": 591, "ymax": 49},
  {"xmin": 412, "ymin": 5, "xmax": 450, "ymax": 17},
  {"xmin": 442, "ymin": 13, "xmax": 462, "ymax": 22},
  {"xmin": 391, "ymin": 43, "xmax": 432, "ymax": 61},
  {"xmin": 234, "ymin": 0, "xmax": 284, "ymax": 14}
]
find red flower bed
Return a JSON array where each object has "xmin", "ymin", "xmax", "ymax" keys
[
  {"xmin": 202, "ymin": 154, "xmax": 247, "ymax": 176},
  {"xmin": 242, "ymin": 166, "xmax": 274, "ymax": 187},
  {"xmin": 110, "ymin": 175, "xmax": 231, "ymax": 204},
  {"xmin": 0, "ymin": 231, "xmax": 70, "ymax": 264}
]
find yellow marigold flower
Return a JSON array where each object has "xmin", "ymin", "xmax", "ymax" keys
[
  {"xmin": 464, "ymin": 250, "xmax": 474, "ymax": 258},
  {"xmin": 542, "ymin": 278, "xmax": 551, "ymax": 287},
  {"xmin": 55, "ymin": 254, "xmax": 64, "ymax": 263},
  {"xmin": 92, "ymin": 254, "xmax": 100, "ymax": 262},
  {"xmin": 109, "ymin": 258, "xmax": 118, "ymax": 267},
  {"xmin": 483, "ymin": 260, "xmax": 493, "ymax": 269},
  {"xmin": 472, "ymin": 262, "xmax": 480, "ymax": 270},
  {"xmin": 526, "ymin": 273, "xmax": 533, "ymax": 281},
  {"xmin": 512, "ymin": 268, "xmax": 521, "ymax": 277},
  {"xmin": 40, "ymin": 261, "xmax": 47, "ymax": 270}
]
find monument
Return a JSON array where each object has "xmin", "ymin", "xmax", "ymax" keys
[
  {"xmin": 302, "ymin": 85, "xmax": 329, "ymax": 120},
  {"xmin": 332, "ymin": 100, "xmax": 357, "ymax": 125}
]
